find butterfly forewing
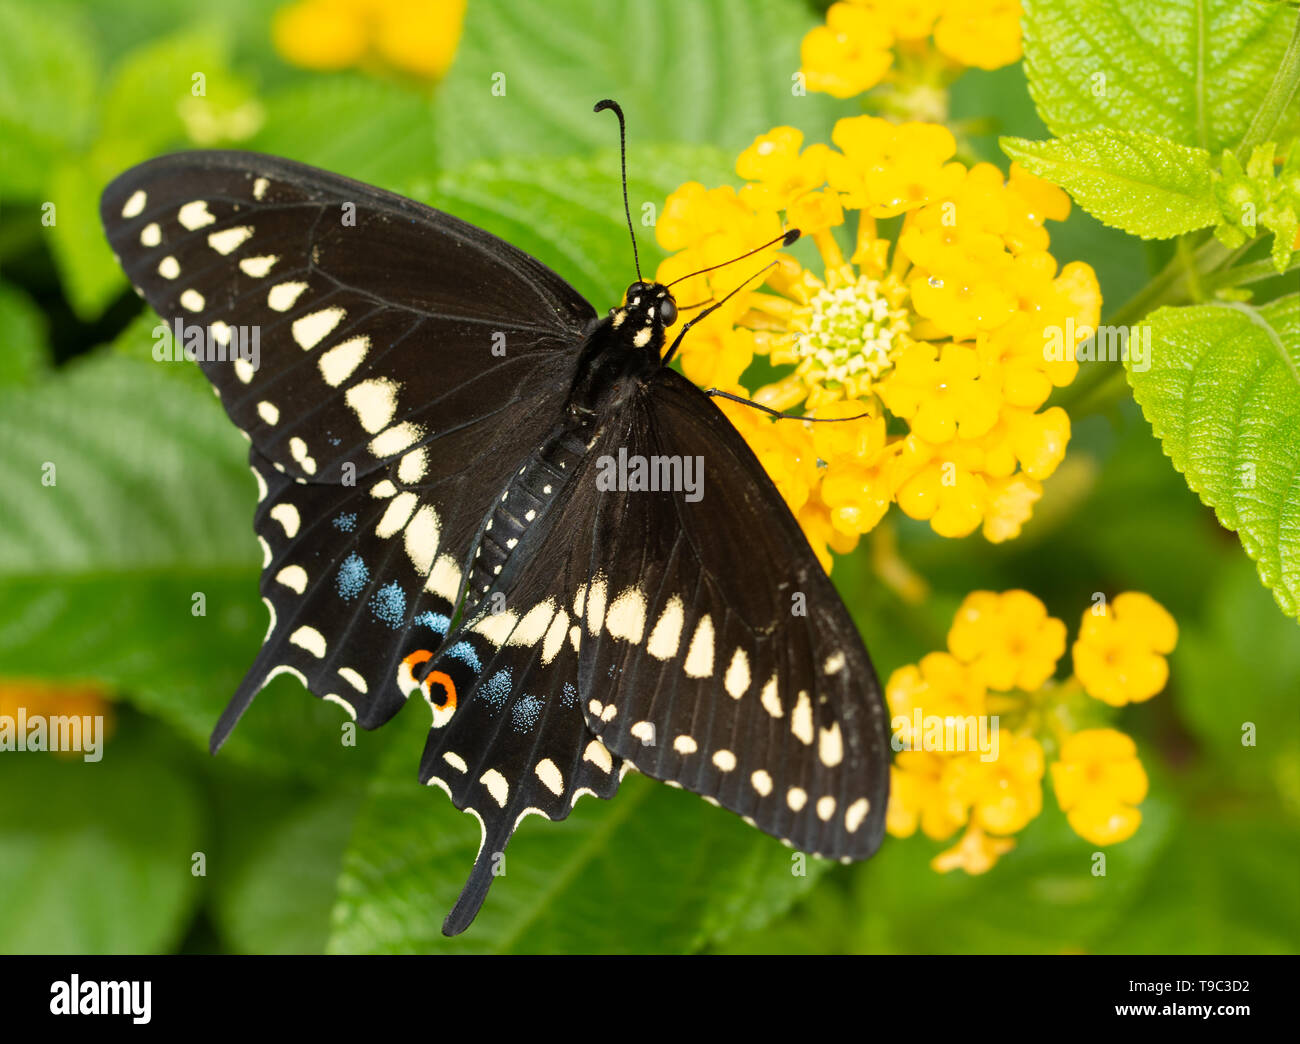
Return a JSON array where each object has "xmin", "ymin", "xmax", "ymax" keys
[{"xmin": 574, "ymin": 369, "xmax": 889, "ymax": 859}]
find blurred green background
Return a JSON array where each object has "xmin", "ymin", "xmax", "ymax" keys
[{"xmin": 0, "ymin": 0, "xmax": 1297, "ymax": 954}]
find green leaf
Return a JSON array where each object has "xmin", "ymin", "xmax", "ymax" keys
[
  {"xmin": 1001, "ymin": 131, "xmax": 1219, "ymax": 239},
  {"xmin": 328, "ymin": 716, "xmax": 823, "ymax": 953},
  {"xmin": 0, "ymin": 715, "xmax": 204, "ymax": 954},
  {"xmin": 247, "ymin": 76, "xmax": 438, "ymax": 191},
  {"xmin": 0, "ymin": 0, "xmax": 99, "ymax": 196},
  {"xmin": 209, "ymin": 773, "xmax": 361, "ymax": 955},
  {"xmin": 1174, "ymin": 558, "xmax": 1300, "ymax": 789},
  {"xmin": 0, "ymin": 334, "xmax": 374, "ymax": 780},
  {"xmin": 1093, "ymin": 814, "xmax": 1300, "ymax": 954},
  {"xmin": 433, "ymin": 0, "xmax": 839, "ymax": 167},
  {"xmin": 1021, "ymin": 0, "xmax": 1300, "ymax": 154},
  {"xmin": 418, "ymin": 144, "xmax": 736, "ymax": 309},
  {"xmin": 1128, "ymin": 296, "xmax": 1300, "ymax": 618},
  {"xmin": 0, "ymin": 281, "xmax": 50, "ymax": 386}
]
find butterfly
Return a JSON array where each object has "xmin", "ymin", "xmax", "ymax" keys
[{"xmin": 99, "ymin": 100, "xmax": 891, "ymax": 935}]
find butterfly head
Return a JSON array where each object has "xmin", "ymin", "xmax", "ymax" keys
[{"xmin": 609, "ymin": 281, "xmax": 677, "ymax": 354}]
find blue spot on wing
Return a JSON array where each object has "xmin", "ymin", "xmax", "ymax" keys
[
  {"xmin": 333, "ymin": 512, "xmax": 357, "ymax": 533},
  {"xmin": 511, "ymin": 693, "xmax": 542, "ymax": 733},
  {"xmin": 446, "ymin": 641, "xmax": 481, "ymax": 672},
  {"xmin": 415, "ymin": 611, "xmax": 451, "ymax": 636},
  {"xmin": 482, "ymin": 668, "xmax": 511, "ymax": 710},
  {"xmin": 336, "ymin": 553, "xmax": 368, "ymax": 601},
  {"xmin": 561, "ymin": 682, "xmax": 577, "ymax": 707},
  {"xmin": 370, "ymin": 581, "xmax": 406, "ymax": 628}
]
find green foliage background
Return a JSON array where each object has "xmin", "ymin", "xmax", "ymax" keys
[{"xmin": 0, "ymin": 0, "xmax": 1296, "ymax": 954}]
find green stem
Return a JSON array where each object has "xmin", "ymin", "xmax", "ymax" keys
[
  {"xmin": 1204, "ymin": 253, "xmax": 1300, "ymax": 291},
  {"xmin": 1238, "ymin": 9, "xmax": 1300, "ymax": 160}
]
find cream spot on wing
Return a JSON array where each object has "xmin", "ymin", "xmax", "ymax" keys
[
  {"xmin": 761, "ymin": 675, "xmax": 782, "ymax": 718},
  {"xmin": 180, "ymin": 289, "xmax": 205, "ymax": 312},
  {"xmin": 604, "ymin": 585, "xmax": 646, "ymax": 642},
  {"xmin": 791, "ymin": 690, "xmax": 814, "ymax": 744},
  {"xmin": 646, "ymin": 595, "xmax": 684, "ymax": 659},
  {"xmin": 403, "ymin": 504, "xmax": 439, "ymax": 575},
  {"xmin": 257, "ymin": 401, "xmax": 279, "ymax": 426},
  {"xmin": 824, "ymin": 651, "xmax": 846, "ymax": 675},
  {"xmin": 140, "ymin": 222, "xmax": 161, "ymax": 247},
  {"xmin": 712, "ymin": 749, "xmax": 737, "ymax": 772},
  {"xmin": 370, "ymin": 479, "xmax": 397, "ymax": 499},
  {"xmin": 585, "ymin": 575, "xmax": 608, "ymax": 634},
  {"xmin": 275, "ymin": 564, "xmax": 307, "ymax": 593},
  {"xmin": 157, "ymin": 256, "xmax": 180, "ymax": 279},
  {"xmin": 443, "ymin": 751, "xmax": 467, "ymax": 773},
  {"xmin": 471, "ymin": 610, "xmax": 518, "ymax": 647},
  {"xmin": 535, "ymin": 759, "xmax": 564, "ymax": 795},
  {"xmin": 375, "ymin": 491, "xmax": 418, "ymax": 539},
  {"xmin": 817, "ymin": 796, "xmax": 837, "ymax": 822},
  {"xmin": 208, "ymin": 226, "xmax": 252, "ymax": 255},
  {"xmin": 121, "ymin": 190, "xmax": 147, "ymax": 218},
  {"xmin": 337, "ymin": 667, "xmax": 368, "ymax": 693},
  {"xmin": 369, "ymin": 422, "xmax": 424, "ymax": 458},
  {"xmin": 253, "ymin": 177, "xmax": 269, "ymax": 200},
  {"xmin": 724, "ymin": 647, "xmax": 750, "ymax": 699},
  {"xmin": 673, "ymin": 734, "xmax": 697, "ymax": 755},
  {"xmin": 507, "ymin": 600, "xmax": 555, "ymax": 648},
  {"xmin": 293, "ymin": 307, "xmax": 345, "ymax": 350},
  {"xmin": 269, "ymin": 503, "xmax": 300, "ymax": 537},
  {"xmin": 819, "ymin": 722, "xmax": 844, "ymax": 767},
  {"xmin": 398, "ymin": 447, "xmax": 428, "ymax": 484},
  {"xmin": 425, "ymin": 555, "xmax": 462, "ymax": 600},
  {"xmin": 289, "ymin": 625, "xmax": 326, "ymax": 658},
  {"xmin": 630, "ymin": 721, "xmax": 655, "ymax": 744},
  {"xmin": 787, "ymin": 786, "xmax": 808, "ymax": 812},
  {"xmin": 239, "ymin": 254, "xmax": 278, "ymax": 278},
  {"xmin": 323, "ymin": 694, "xmax": 355, "ymax": 719},
  {"xmin": 751, "ymin": 770, "xmax": 773, "ymax": 796},
  {"xmin": 318, "ymin": 335, "xmax": 369, "ymax": 387},
  {"xmin": 541, "ymin": 608, "xmax": 569, "ymax": 664},
  {"xmin": 346, "ymin": 376, "xmax": 399, "ymax": 433},
  {"xmin": 178, "ymin": 200, "xmax": 215, "ymax": 230},
  {"xmin": 583, "ymin": 739, "xmax": 613, "ymax": 773},
  {"xmin": 480, "ymin": 769, "xmax": 508, "ymax": 807},
  {"xmin": 267, "ymin": 281, "xmax": 308, "ymax": 312},
  {"xmin": 683, "ymin": 614, "xmax": 714, "ymax": 677},
  {"xmin": 845, "ymin": 798, "xmax": 870, "ymax": 833}
]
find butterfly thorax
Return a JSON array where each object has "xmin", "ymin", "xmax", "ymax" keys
[{"xmin": 565, "ymin": 281, "xmax": 674, "ymax": 426}]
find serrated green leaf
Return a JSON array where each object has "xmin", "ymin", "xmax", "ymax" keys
[
  {"xmin": 1002, "ymin": 131, "xmax": 1219, "ymax": 239},
  {"xmin": 434, "ymin": 0, "xmax": 839, "ymax": 167},
  {"xmin": 1021, "ymin": 0, "xmax": 1300, "ymax": 153},
  {"xmin": 0, "ymin": 281, "xmax": 49, "ymax": 386},
  {"xmin": 1128, "ymin": 296, "xmax": 1300, "ymax": 618},
  {"xmin": 328, "ymin": 717, "xmax": 824, "ymax": 954},
  {"xmin": 0, "ymin": 336, "xmax": 376, "ymax": 780},
  {"xmin": 421, "ymin": 144, "xmax": 736, "ymax": 308},
  {"xmin": 0, "ymin": 716, "xmax": 204, "ymax": 954}
]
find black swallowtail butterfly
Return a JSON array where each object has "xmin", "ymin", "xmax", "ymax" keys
[{"xmin": 100, "ymin": 100, "xmax": 890, "ymax": 935}]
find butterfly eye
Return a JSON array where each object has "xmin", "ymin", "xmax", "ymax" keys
[
  {"xmin": 658, "ymin": 296, "xmax": 677, "ymax": 326},
  {"xmin": 625, "ymin": 281, "xmax": 648, "ymax": 302}
]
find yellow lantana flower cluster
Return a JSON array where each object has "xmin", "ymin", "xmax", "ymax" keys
[
  {"xmin": 273, "ymin": 0, "xmax": 466, "ymax": 81},
  {"xmin": 656, "ymin": 118, "xmax": 1101, "ymax": 567},
  {"xmin": 801, "ymin": 0, "xmax": 1024, "ymax": 100},
  {"xmin": 885, "ymin": 590, "xmax": 1176, "ymax": 874}
]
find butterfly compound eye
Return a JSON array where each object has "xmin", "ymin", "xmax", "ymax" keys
[{"xmin": 658, "ymin": 295, "xmax": 677, "ymax": 326}]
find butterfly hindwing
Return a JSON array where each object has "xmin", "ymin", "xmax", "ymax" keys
[{"xmin": 574, "ymin": 368, "xmax": 890, "ymax": 861}]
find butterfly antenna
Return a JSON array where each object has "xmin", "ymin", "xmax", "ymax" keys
[
  {"xmin": 666, "ymin": 229, "xmax": 800, "ymax": 288},
  {"xmin": 594, "ymin": 99, "xmax": 643, "ymax": 283},
  {"xmin": 662, "ymin": 259, "xmax": 778, "ymax": 367}
]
